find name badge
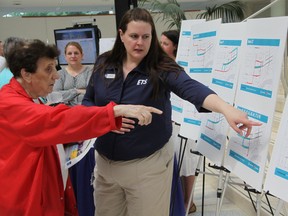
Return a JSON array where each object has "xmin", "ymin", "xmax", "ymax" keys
[{"xmin": 105, "ymin": 73, "xmax": 116, "ymax": 79}]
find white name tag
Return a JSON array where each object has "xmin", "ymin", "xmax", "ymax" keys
[{"xmin": 105, "ymin": 73, "xmax": 115, "ymax": 79}]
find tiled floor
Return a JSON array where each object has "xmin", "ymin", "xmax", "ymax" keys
[{"xmin": 187, "ymin": 167, "xmax": 252, "ymax": 216}]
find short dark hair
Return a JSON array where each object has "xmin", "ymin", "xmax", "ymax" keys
[
  {"xmin": 7, "ymin": 39, "xmax": 60, "ymax": 78},
  {"xmin": 3, "ymin": 37, "xmax": 25, "ymax": 59}
]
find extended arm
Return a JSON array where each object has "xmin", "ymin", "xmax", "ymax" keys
[{"xmin": 202, "ymin": 94, "xmax": 261, "ymax": 137}]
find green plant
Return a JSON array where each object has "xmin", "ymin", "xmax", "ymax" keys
[
  {"xmin": 139, "ymin": 0, "xmax": 186, "ymax": 31},
  {"xmin": 196, "ymin": 1, "xmax": 246, "ymax": 23}
]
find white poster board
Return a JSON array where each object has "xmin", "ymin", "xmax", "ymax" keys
[
  {"xmin": 225, "ymin": 17, "xmax": 288, "ymax": 191},
  {"xmin": 171, "ymin": 93, "xmax": 184, "ymax": 124},
  {"xmin": 264, "ymin": 97, "xmax": 288, "ymax": 202},
  {"xmin": 171, "ymin": 19, "xmax": 205, "ymax": 124},
  {"xmin": 196, "ymin": 22, "xmax": 245, "ymax": 165},
  {"xmin": 99, "ymin": 37, "xmax": 115, "ymax": 54},
  {"xmin": 179, "ymin": 19, "xmax": 222, "ymax": 140}
]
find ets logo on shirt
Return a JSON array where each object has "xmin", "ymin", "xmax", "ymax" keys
[{"xmin": 137, "ymin": 79, "xmax": 147, "ymax": 85}]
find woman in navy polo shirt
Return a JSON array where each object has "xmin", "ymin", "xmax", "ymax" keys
[{"xmin": 83, "ymin": 8, "xmax": 260, "ymax": 216}]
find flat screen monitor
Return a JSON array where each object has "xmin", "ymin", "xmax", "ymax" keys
[{"xmin": 54, "ymin": 26, "xmax": 100, "ymax": 65}]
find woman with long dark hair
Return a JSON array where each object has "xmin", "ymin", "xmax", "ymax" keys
[{"xmin": 83, "ymin": 8, "xmax": 260, "ymax": 216}]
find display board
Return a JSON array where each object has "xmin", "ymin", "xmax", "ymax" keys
[
  {"xmin": 171, "ymin": 19, "xmax": 205, "ymax": 124},
  {"xmin": 224, "ymin": 17, "xmax": 288, "ymax": 191},
  {"xmin": 174, "ymin": 16, "xmax": 288, "ymax": 193},
  {"xmin": 196, "ymin": 22, "xmax": 245, "ymax": 165},
  {"xmin": 264, "ymin": 97, "xmax": 288, "ymax": 202},
  {"xmin": 178, "ymin": 19, "xmax": 222, "ymax": 140},
  {"xmin": 99, "ymin": 37, "xmax": 115, "ymax": 55}
]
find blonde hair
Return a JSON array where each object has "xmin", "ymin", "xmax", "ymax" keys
[{"xmin": 64, "ymin": 41, "xmax": 83, "ymax": 54}]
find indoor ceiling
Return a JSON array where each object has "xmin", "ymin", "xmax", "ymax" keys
[{"xmin": 0, "ymin": 0, "xmax": 272, "ymax": 16}]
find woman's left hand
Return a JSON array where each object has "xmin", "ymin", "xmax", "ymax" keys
[{"xmin": 112, "ymin": 117, "xmax": 135, "ymax": 134}]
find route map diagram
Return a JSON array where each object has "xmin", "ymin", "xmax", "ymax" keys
[
  {"xmin": 212, "ymin": 40, "xmax": 241, "ymax": 90},
  {"xmin": 239, "ymin": 39, "xmax": 280, "ymax": 99},
  {"xmin": 189, "ymin": 31, "xmax": 216, "ymax": 72}
]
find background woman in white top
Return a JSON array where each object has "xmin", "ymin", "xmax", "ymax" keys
[
  {"xmin": 51, "ymin": 41, "xmax": 94, "ymax": 216},
  {"xmin": 52, "ymin": 41, "xmax": 92, "ymax": 106}
]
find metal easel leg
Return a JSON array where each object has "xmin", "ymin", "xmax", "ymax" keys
[{"xmin": 185, "ymin": 152, "xmax": 204, "ymax": 216}]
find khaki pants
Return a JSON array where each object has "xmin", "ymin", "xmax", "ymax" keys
[{"xmin": 94, "ymin": 141, "xmax": 174, "ymax": 216}]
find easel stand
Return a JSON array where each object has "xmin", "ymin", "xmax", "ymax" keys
[
  {"xmin": 177, "ymin": 133, "xmax": 230, "ymax": 216},
  {"xmin": 176, "ymin": 135, "xmax": 194, "ymax": 216},
  {"xmin": 184, "ymin": 149, "xmax": 204, "ymax": 216},
  {"xmin": 185, "ymin": 153, "xmax": 232, "ymax": 216},
  {"xmin": 181, "ymin": 130, "xmax": 234, "ymax": 216},
  {"xmin": 207, "ymin": 164, "xmax": 230, "ymax": 216},
  {"xmin": 223, "ymin": 180, "xmax": 277, "ymax": 215},
  {"xmin": 176, "ymin": 134, "xmax": 274, "ymax": 216},
  {"xmin": 242, "ymin": 183, "xmax": 262, "ymax": 215},
  {"xmin": 246, "ymin": 186, "xmax": 276, "ymax": 215},
  {"xmin": 176, "ymin": 135, "xmax": 207, "ymax": 216},
  {"xmin": 184, "ymin": 149, "xmax": 220, "ymax": 216}
]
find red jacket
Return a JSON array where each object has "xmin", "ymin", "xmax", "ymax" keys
[{"xmin": 0, "ymin": 78, "xmax": 121, "ymax": 216}]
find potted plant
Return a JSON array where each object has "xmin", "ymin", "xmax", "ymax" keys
[
  {"xmin": 139, "ymin": 0, "xmax": 246, "ymax": 30},
  {"xmin": 196, "ymin": 1, "xmax": 246, "ymax": 23},
  {"xmin": 139, "ymin": 0, "xmax": 186, "ymax": 31}
]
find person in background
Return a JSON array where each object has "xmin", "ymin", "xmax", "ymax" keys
[
  {"xmin": 161, "ymin": 29, "xmax": 197, "ymax": 214},
  {"xmin": 83, "ymin": 8, "xmax": 261, "ymax": 216},
  {"xmin": 160, "ymin": 29, "xmax": 186, "ymax": 216},
  {"xmin": 0, "ymin": 37, "xmax": 24, "ymax": 88},
  {"xmin": 160, "ymin": 30, "xmax": 179, "ymax": 60},
  {"xmin": 0, "ymin": 38, "xmax": 162, "ymax": 216},
  {"xmin": 0, "ymin": 40, "xmax": 6, "ymax": 71},
  {"xmin": 52, "ymin": 41, "xmax": 92, "ymax": 106},
  {"xmin": 50, "ymin": 41, "xmax": 94, "ymax": 216}
]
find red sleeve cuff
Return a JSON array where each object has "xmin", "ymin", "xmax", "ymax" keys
[{"xmin": 107, "ymin": 101, "xmax": 122, "ymax": 130}]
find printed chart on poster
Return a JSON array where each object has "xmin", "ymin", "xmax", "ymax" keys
[
  {"xmin": 264, "ymin": 97, "xmax": 288, "ymax": 202},
  {"xmin": 179, "ymin": 19, "xmax": 221, "ymax": 140},
  {"xmin": 196, "ymin": 23, "xmax": 245, "ymax": 164},
  {"xmin": 171, "ymin": 93, "xmax": 184, "ymax": 124},
  {"xmin": 171, "ymin": 19, "xmax": 205, "ymax": 124},
  {"xmin": 176, "ymin": 19, "xmax": 206, "ymax": 71},
  {"xmin": 188, "ymin": 19, "xmax": 221, "ymax": 84},
  {"xmin": 210, "ymin": 23, "xmax": 245, "ymax": 104},
  {"xmin": 179, "ymin": 100, "xmax": 203, "ymax": 140},
  {"xmin": 224, "ymin": 17, "xmax": 288, "ymax": 191}
]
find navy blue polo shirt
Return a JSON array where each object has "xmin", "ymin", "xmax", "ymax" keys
[{"xmin": 82, "ymin": 59, "xmax": 215, "ymax": 161}]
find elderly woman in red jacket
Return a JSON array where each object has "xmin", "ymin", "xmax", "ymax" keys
[{"xmin": 0, "ymin": 39, "xmax": 162, "ymax": 216}]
